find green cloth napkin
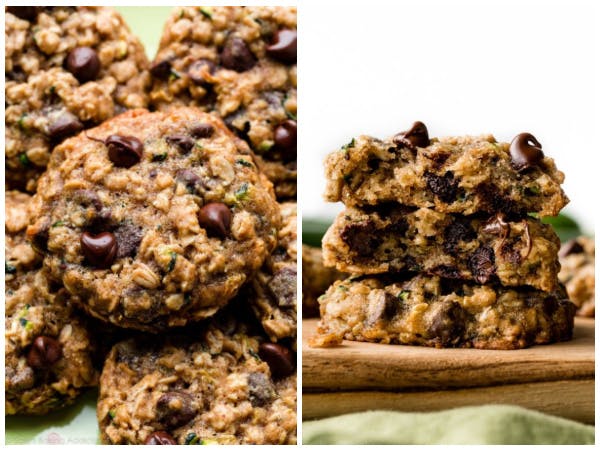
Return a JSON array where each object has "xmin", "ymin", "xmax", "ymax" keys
[{"xmin": 302, "ymin": 405, "xmax": 595, "ymax": 445}]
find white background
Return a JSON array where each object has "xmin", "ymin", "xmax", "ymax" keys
[{"xmin": 299, "ymin": 0, "xmax": 598, "ymax": 234}]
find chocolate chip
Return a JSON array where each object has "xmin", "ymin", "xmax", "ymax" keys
[
  {"xmin": 166, "ymin": 134, "xmax": 195, "ymax": 154},
  {"xmin": 156, "ymin": 391, "xmax": 197, "ymax": 428},
  {"xmin": 188, "ymin": 58, "xmax": 216, "ymax": 86},
  {"xmin": 47, "ymin": 112, "xmax": 83, "ymax": 141},
  {"xmin": 430, "ymin": 302, "xmax": 466, "ymax": 346},
  {"xmin": 198, "ymin": 203, "xmax": 232, "ymax": 238},
  {"xmin": 474, "ymin": 183, "xmax": 522, "ymax": 216},
  {"xmin": 469, "ymin": 246, "xmax": 495, "ymax": 284},
  {"xmin": 176, "ymin": 169, "xmax": 204, "ymax": 193},
  {"xmin": 559, "ymin": 239, "xmax": 585, "ymax": 258},
  {"xmin": 268, "ymin": 268, "xmax": 297, "ymax": 307},
  {"xmin": 26, "ymin": 336, "xmax": 62, "ymax": 369},
  {"xmin": 190, "ymin": 123, "xmax": 214, "ymax": 139},
  {"xmin": 65, "ymin": 47, "xmax": 101, "ymax": 83},
  {"xmin": 145, "ymin": 432, "xmax": 177, "ymax": 445},
  {"xmin": 113, "ymin": 224, "xmax": 142, "ymax": 259},
  {"xmin": 482, "ymin": 213, "xmax": 510, "ymax": 239},
  {"xmin": 424, "ymin": 171, "xmax": 459, "ymax": 203},
  {"xmin": 273, "ymin": 120, "xmax": 297, "ymax": 162},
  {"xmin": 220, "ymin": 37, "xmax": 256, "ymax": 72},
  {"xmin": 366, "ymin": 292, "xmax": 399, "ymax": 326},
  {"xmin": 258, "ymin": 342, "xmax": 295, "ymax": 379},
  {"xmin": 266, "ymin": 29, "xmax": 297, "ymax": 64},
  {"xmin": 149, "ymin": 60, "xmax": 171, "ymax": 79},
  {"xmin": 393, "ymin": 121, "xmax": 429, "ymax": 149},
  {"xmin": 105, "ymin": 135, "xmax": 143, "ymax": 168},
  {"xmin": 510, "ymin": 132, "xmax": 544, "ymax": 171},
  {"xmin": 80, "ymin": 231, "xmax": 118, "ymax": 268},
  {"xmin": 28, "ymin": 219, "xmax": 50, "ymax": 253},
  {"xmin": 7, "ymin": 6, "xmax": 40, "ymax": 21},
  {"xmin": 247, "ymin": 372, "xmax": 276, "ymax": 406},
  {"xmin": 340, "ymin": 220, "xmax": 381, "ymax": 257},
  {"xmin": 443, "ymin": 218, "xmax": 476, "ymax": 254},
  {"xmin": 223, "ymin": 109, "xmax": 250, "ymax": 141}
]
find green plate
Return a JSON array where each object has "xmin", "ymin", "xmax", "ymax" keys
[{"xmin": 4, "ymin": 7, "xmax": 172, "ymax": 445}]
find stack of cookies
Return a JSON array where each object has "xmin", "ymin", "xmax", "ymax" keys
[
  {"xmin": 6, "ymin": 6, "xmax": 296, "ymax": 445},
  {"xmin": 314, "ymin": 122, "xmax": 576, "ymax": 349}
]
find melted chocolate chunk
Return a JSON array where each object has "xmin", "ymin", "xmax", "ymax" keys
[
  {"xmin": 424, "ymin": 171, "xmax": 460, "ymax": 203},
  {"xmin": 268, "ymin": 267, "xmax": 297, "ymax": 307},
  {"xmin": 340, "ymin": 220, "xmax": 382, "ymax": 257},
  {"xmin": 156, "ymin": 391, "xmax": 197, "ymax": 428},
  {"xmin": 429, "ymin": 301, "xmax": 466, "ymax": 346},
  {"xmin": 443, "ymin": 218, "xmax": 476, "ymax": 254},
  {"xmin": 247, "ymin": 372, "xmax": 276, "ymax": 406},
  {"xmin": 469, "ymin": 246, "xmax": 495, "ymax": 284}
]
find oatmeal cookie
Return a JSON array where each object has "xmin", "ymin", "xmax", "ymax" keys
[
  {"xmin": 245, "ymin": 202, "xmax": 297, "ymax": 343},
  {"xmin": 5, "ymin": 191, "xmax": 97, "ymax": 415},
  {"xmin": 97, "ymin": 315, "xmax": 296, "ymax": 444},
  {"xmin": 5, "ymin": 6, "xmax": 150, "ymax": 191},
  {"xmin": 302, "ymin": 245, "xmax": 345, "ymax": 317},
  {"xmin": 312, "ymin": 274, "xmax": 575, "ymax": 349},
  {"xmin": 149, "ymin": 6, "xmax": 297, "ymax": 199},
  {"xmin": 323, "ymin": 204, "xmax": 561, "ymax": 292},
  {"xmin": 324, "ymin": 122, "xmax": 568, "ymax": 217},
  {"xmin": 6, "ymin": 191, "xmax": 42, "ymax": 280},
  {"xmin": 559, "ymin": 236, "xmax": 595, "ymax": 317},
  {"xmin": 27, "ymin": 108, "xmax": 280, "ymax": 331}
]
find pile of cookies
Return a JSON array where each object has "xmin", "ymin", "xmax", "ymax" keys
[
  {"xmin": 313, "ymin": 122, "xmax": 576, "ymax": 349},
  {"xmin": 5, "ymin": 6, "xmax": 296, "ymax": 444}
]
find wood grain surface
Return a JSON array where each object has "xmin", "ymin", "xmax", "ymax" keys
[{"xmin": 302, "ymin": 318, "xmax": 595, "ymax": 423}]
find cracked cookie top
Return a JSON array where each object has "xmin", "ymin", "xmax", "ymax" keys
[
  {"xmin": 324, "ymin": 123, "xmax": 568, "ymax": 217},
  {"xmin": 27, "ymin": 107, "xmax": 280, "ymax": 331}
]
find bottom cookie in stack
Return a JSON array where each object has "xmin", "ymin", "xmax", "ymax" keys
[
  {"xmin": 312, "ymin": 274, "xmax": 575, "ymax": 350},
  {"xmin": 97, "ymin": 308, "xmax": 296, "ymax": 445}
]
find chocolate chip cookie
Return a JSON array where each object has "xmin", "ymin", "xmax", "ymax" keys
[
  {"xmin": 245, "ymin": 202, "xmax": 297, "ymax": 343},
  {"xmin": 97, "ymin": 314, "xmax": 296, "ymax": 444},
  {"xmin": 149, "ymin": 6, "xmax": 297, "ymax": 199},
  {"xmin": 5, "ymin": 6, "xmax": 150, "ymax": 191},
  {"xmin": 312, "ymin": 274, "xmax": 575, "ymax": 349},
  {"xmin": 6, "ymin": 191, "xmax": 98, "ymax": 415},
  {"xmin": 302, "ymin": 245, "xmax": 345, "ymax": 317},
  {"xmin": 324, "ymin": 122, "xmax": 568, "ymax": 217},
  {"xmin": 559, "ymin": 236, "xmax": 595, "ymax": 317},
  {"xmin": 323, "ymin": 204, "xmax": 561, "ymax": 292},
  {"xmin": 27, "ymin": 107, "xmax": 280, "ymax": 331}
]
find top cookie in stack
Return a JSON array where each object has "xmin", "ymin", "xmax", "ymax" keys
[{"xmin": 315, "ymin": 122, "xmax": 575, "ymax": 349}]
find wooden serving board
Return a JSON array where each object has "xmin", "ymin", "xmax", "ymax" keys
[{"xmin": 302, "ymin": 318, "xmax": 595, "ymax": 424}]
